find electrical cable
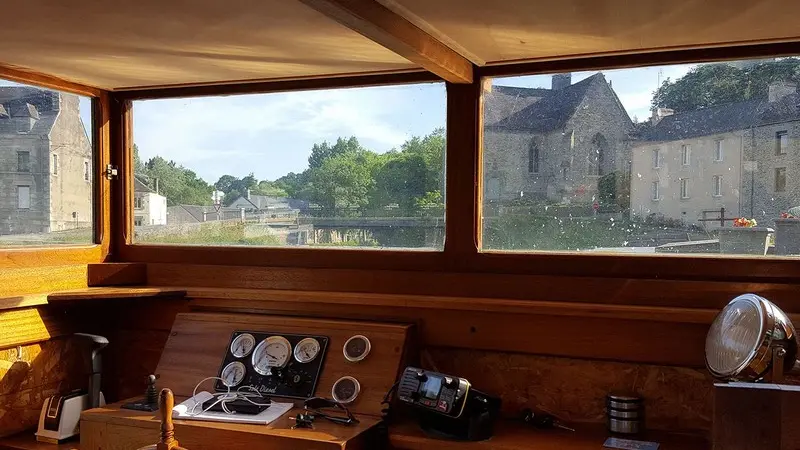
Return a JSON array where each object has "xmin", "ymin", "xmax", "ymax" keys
[{"xmin": 187, "ymin": 376, "xmax": 272, "ymax": 416}]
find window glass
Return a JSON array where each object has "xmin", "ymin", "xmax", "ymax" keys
[
  {"xmin": 482, "ymin": 56, "xmax": 800, "ymax": 256},
  {"xmin": 132, "ymin": 83, "xmax": 446, "ymax": 249},
  {"xmin": 0, "ymin": 80, "xmax": 93, "ymax": 246}
]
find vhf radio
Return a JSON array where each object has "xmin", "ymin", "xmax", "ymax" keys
[{"xmin": 397, "ymin": 367, "xmax": 500, "ymax": 441}]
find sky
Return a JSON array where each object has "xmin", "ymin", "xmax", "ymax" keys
[{"xmin": 4, "ymin": 62, "xmax": 696, "ymax": 185}]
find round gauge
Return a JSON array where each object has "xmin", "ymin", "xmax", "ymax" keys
[
  {"xmin": 221, "ymin": 361, "xmax": 246, "ymax": 387},
  {"xmin": 252, "ymin": 336, "xmax": 292, "ymax": 375},
  {"xmin": 230, "ymin": 333, "xmax": 256, "ymax": 358},
  {"xmin": 293, "ymin": 337, "xmax": 321, "ymax": 364},
  {"xmin": 343, "ymin": 335, "xmax": 371, "ymax": 362},
  {"xmin": 331, "ymin": 376, "xmax": 361, "ymax": 404}
]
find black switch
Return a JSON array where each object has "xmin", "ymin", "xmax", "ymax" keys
[{"xmin": 416, "ymin": 370, "xmax": 427, "ymax": 382}]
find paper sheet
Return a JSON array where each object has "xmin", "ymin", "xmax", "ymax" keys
[{"xmin": 172, "ymin": 391, "xmax": 293, "ymax": 425}]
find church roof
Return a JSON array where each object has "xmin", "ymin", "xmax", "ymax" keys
[{"xmin": 640, "ymin": 93, "xmax": 800, "ymax": 142}]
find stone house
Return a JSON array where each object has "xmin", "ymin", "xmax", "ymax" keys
[
  {"xmin": 133, "ymin": 177, "xmax": 168, "ymax": 226},
  {"xmin": 0, "ymin": 87, "xmax": 92, "ymax": 235},
  {"xmin": 630, "ymin": 81, "xmax": 800, "ymax": 228},
  {"xmin": 228, "ymin": 191, "xmax": 309, "ymax": 218},
  {"xmin": 483, "ymin": 73, "xmax": 634, "ymax": 205}
]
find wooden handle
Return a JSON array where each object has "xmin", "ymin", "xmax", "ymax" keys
[{"xmin": 156, "ymin": 388, "xmax": 180, "ymax": 450}]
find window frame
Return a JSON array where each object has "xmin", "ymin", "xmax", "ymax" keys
[
  {"xmin": 712, "ymin": 175, "xmax": 722, "ymax": 197},
  {"xmin": 107, "ymin": 42, "xmax": 800, "ymax": 282},
  {"xmin": 680, "ymin": 178, "xmax": 689, "ymax": 199},
  {"xmin": 775, "ymin": 167, "xmax": 787, "ymax": 192},
  {"xmin": 52, "ymin": 153, "xmax": 59, "ymax": 175},
  {"xmin": 651, "ymin": 181, "xmax": 660, "ymax": 201},
  {"xmin": 0, "ymin": 66, "xmax": 110, "ymax": 269},
  {"xmin": 777, "ymin": 130, "xmax": 789, "ymax": 155},
  {"xmin": 652, "ymin": 148, "xmax": 660, "ymax": 169},
  {"xmin": 17, "ymin": 151, "xmax": 30, "ymax": 173},
  {"xmin": 681, "ymin": 144, "xmax": 690, "ymax": 166},
  {"xmin": 714, "ymin": 140, "xmax": 724, "ymax": 162}
]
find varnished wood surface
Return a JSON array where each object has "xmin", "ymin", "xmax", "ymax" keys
[
  {"xmin": 81, "ymin": 399, "xmax": 380, "ymax": 450},
  {"xmin": 712, "ymin": 383, "xmax": 800, "ymax": 450},
  {"xmin": 0, "ymin": 434, "xmax": 80, "ymax": 449},
  {"xmin": 300, "ymin": 0, "xmax": 473, "ymax": 83},
  {"xmin": 0, "ymin": 63, "xmax": 102, "ymax": 97},
  {"xmin": 87, "ymin": 263, "xmax": 147, "ymax": 287},
  {"xmin": 47, "ymin": 287, "xmax": 186, "ymax": 302},
  {"xmin": 93, "ymin": 93, "xmax": 112, "ymax": 260},
  {"xmin": 155, "ymin": 313, "xmax": 410, "ymax": 416},
  {"xmin": 0, "ymin": 308, "xmax": 75, "ymax": 349},
  {"xmin": 0, "ymin": 266, "xmax": 88, "ymax": 300},
  {"xmin": 390, "ymin": 420, "xmax": 709, "ymax": 450}
]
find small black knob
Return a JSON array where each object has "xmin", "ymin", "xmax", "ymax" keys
[
  {"xmin": 416, "ymin": 370, "xmax": 427, "ymax": 382},
  {"xmin": 444, "ymin": 377, "xmax": 455, "ymax": 387}
]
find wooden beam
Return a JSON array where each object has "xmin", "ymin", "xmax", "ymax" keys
[{"xmin": 299, "ymin": 0, "xmax": 473, "ymax": 83}]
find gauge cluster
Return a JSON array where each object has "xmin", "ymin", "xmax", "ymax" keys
[{"xmin": 215, "ymin": 331, "xmax": 329, "ymax": 399}]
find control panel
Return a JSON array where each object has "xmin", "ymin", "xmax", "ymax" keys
[
  {"xmin": 397, "ymin": 367, "xmax": 470, "ymax": 418},
  {"xmin": 214, "ymin": 331, "xmax": 329, "ymax": 399}
]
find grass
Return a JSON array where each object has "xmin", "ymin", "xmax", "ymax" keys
[{"xmin": 138, "ymin": 223, "xmax": 283, "ymax": 246}]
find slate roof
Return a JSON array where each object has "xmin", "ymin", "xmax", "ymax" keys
[
  {"xmin": 236, "ymin": 194, "xmax": 309, "ymax": 213},
  {"xmin": 0, "ymin": 87, "xmax": 60, "ymax": 136},
  {"xmin": 487, "ymin": 73, "xmax": 608, "ymax": 132},
  {"xmin": 641, "ymin": 93, "xmax": 800, "ymax": 142}
]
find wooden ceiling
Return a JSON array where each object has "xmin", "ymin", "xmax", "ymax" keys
[{"xmin": 1, "ymin": 0, "xmax": 799, "ymax": 91}]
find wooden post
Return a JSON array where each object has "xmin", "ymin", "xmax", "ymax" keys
[
  {"xmin": 138, "ymin": 388, "xmax": 187, "ymax": 450},
  {"xmin": 713, "ymin": 383, "xmax": 800, "ymax": 450}
]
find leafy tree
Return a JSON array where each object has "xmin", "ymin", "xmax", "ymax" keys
[
  {"xmin": 274, "ymin": 172, "xmax": 307, "ymax": 198},
  {"xmin": 214, "ymin": 173, "xmax": 258, "ymax": 205},
  {"xmin": 303, "ymin": 150, "xmax": 378, "ymax": 216},
  {"xmin": 652, "ymin": 58, "xmax": 800, "ymax": 112},
  {"xmin": 308, "ymin": 137, "xmax": 363, "ymax": 169},
  {"xmin": 253, "ymin": 180, "xmax": 288, "ymax": 197},
  {"xmin": 142, "ymin": 156, "xmax": 213, "ymax": 206}
]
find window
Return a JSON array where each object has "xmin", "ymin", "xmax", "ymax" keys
[
  {"xmin": 681, "ymin": 144, "xmax": 690, "ymax": 166},
  {"xmin": 17, "ymin": 151, "xmax": 30, "ymax": 172},
  {"xmin": 84, "ymin": 160, "xmax": 91, "ymax": 182},
  {"xmin": 0, "ymin": 79, "xmax": 93, "ymax": 246},
  {"xmin": 777, "ymin": 131, "xmax": 789, "ymax": 155},
  {"xmin": 134, "ymin": 217, "xmax": 143, "ymax": 227},
  {"xmin": 132, "ymin": 82, "xmax": 446, "ymax": 249},
  {"xmin": 134, "ymin": 196, "xmax": 144, "ymax": 209},
  {"xmin": 714, "ymin": 140, "xmax": 723, "ymax": 162},
  {"xmin": 17, "ymin": 186, "xmax": 30, "ymax": 209},
  {"xmin": 528, "ymin": 144, "xmax": 539, "ymax": 174},
  {"xmin": 482, "ymin": 56, "xmax": 800, "ymax": 255},
  {"xmin": 775, "ymin": 167, "xmax": 787, "ymax": 192}
]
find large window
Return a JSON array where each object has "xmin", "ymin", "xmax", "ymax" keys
[
  {"xmin": 0, "ymin": 79, "xmax": 93, "ymax": 246},
  {"xmin": 132, "ymin": 83, "xmax": 446, "ymax": 249},
  {"xmin": 482, "ymin": 57, "xmax": 800, "ymax": 256}
]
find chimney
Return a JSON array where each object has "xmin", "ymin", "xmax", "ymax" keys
[
  {"xmin": 768, "ymin": 81, "xmax": 797, "ymax": 103},
  {"xmin": 552, "ymin": 73, "xmax": 572, "ymax": 90},
  {"xmin": 650, "ymin": 107, "xmax": 674, "ymax": 125},
  {"xmin": 246, "ymin": 189, "xmax": 251, "ymax": 200}
]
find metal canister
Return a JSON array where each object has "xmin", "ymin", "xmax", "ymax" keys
[{"xmin": 606, "ymin": 392, "xmax": 644, "ymax": 435}]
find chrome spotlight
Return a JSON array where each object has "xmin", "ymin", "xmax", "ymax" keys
[{"xmin": 705, "ymin": 293, "xmax": 798, "ymax": 382}]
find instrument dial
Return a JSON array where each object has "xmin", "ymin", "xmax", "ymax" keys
[
  {"xmin": 343, "ymin": 335, "xmax": 371, "ymax": 362},
  {"xmin": 230, "ymin": 333, "xmax": 256, "ymax": 358},
  {"xmin": 293, "ymin": 337, "xmax": 321, "ymax": 364},
  {"xmin": 332, "ymin": 376, "xmax": 360, "ymax": 404},
  {"xmin": 252, "ymin": 336, "xmax": 292, "ymax": 375},
  {"xmin": 221, "ymin": 361, "xmax": 246, "ymax": 387}
]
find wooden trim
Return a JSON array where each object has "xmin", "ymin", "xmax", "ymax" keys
[
  {"xmin": 444, "ymin": 81, "xmax": 481, "ymax": 258},
  {"xmin": 114, "ymin": 70, "xmax": 439, "ymax": 100},
  {"xmin": 47, "ymin": 287, "xmax": 185, "ymax": 302},
  {"xmin": 477, "ymin": 39, "xmax": 800, "ymax": 78},
  {"xmin": 109, "ymin": 95, "xmax": 133, "ymax": 258},
  {"xmin": 94, "ymin": 93, "xmax": 111, "ymax": 258},
  {"xmin": 299, "ymin": 0, "xmax": 473, "ymax": 84},
  {"xmin": 87, "ymin": 263, "xmax": 147, "ymax": 286},
  {"xmin": 0, "ymin": 246, "xmax": 103, "ymax": 269},
  {"xmin": 0, "ymin": 62, "xmax": 103, "ymax": 97}
]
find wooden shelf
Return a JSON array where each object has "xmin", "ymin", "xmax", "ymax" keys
[
  {"xmin": 0, "ymin": 433, "xmax": 80, "ymax": 450},
  {"xmin": 47, "ymin": 287, "xmax": 186, "ymax": 302},
  {"xmin": 389, "ymin": 420, "xmax": 709, "ymax": 450}
]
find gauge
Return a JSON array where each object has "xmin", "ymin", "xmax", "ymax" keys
[
  {"xmin": 252, "ymin": 336, "xmax": 292, "ymax": 375},
  {"xmin": 221, "ymin": 361, "xmax": 246, "ymax": 387},
  {"xmin": 343, "ymin": 335, "xmax": 371, "ymax": 362},
  {"xmin": 332, "ymin": 376, "xmax": 360, "ymax": 404},
  {"xmin": 293, "ymin": 337, "xmax": 321, "ymax": 364},
  {"xmin": 230, "ymin": 333, "xmax": 256, "ymax": 358}
]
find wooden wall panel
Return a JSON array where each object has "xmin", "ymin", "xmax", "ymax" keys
[
  {"xmin": 146, "ymin": 263, "xmax": 800, "ymax": 312},
  {"xmin": 86, "ymin": 263, "xmax": 147, "ymax": 287},
  {"xmin": 424, "ymin": 347, "xmax": 713, "ymax": 434},
  {"xmin": 0, "ymin": 266, "xmax": 88, "ymax": 304}
]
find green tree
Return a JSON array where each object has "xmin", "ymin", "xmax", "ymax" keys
[
  {"xmin": 214, "ymin": 173, "xmax": 258, "ymax": 205},
  {"xmin": 308, "ymin": 137, "xmax": 363, "ymax": 169},
  {"xmin": 652, "ymin": 59, "xmax": 800, "ymax": 112},
  {"xmin": 303, "ymin": 150, "xmax": 378, "ymax": 216},
  {"xmin": 142, "ymin": 156, "xmax": 213, "ymax": 206}
]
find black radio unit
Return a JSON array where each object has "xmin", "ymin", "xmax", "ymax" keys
[{"xmin": 397, "ymin": 367, "xmax": 500, "ymax": 441}]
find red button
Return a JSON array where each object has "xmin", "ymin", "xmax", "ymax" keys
[{"xmin": 438, "ymin": 400, "xmax": 448, "ymax": 410}]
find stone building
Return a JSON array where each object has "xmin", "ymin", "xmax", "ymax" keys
[
  {"xmin": 483, "ymin": 73, "xmax": 634, "ymax": 205},
  {"xmin": 133, "ymin": 177, "xmax": 168, "ymax": 226},
  {"xmin": 630, "ymin": 81, "xmax": 800, "ymax": 228},
  {"xmin": 0, "ymin": 87, "xmax": 92, "ymax": 235}
]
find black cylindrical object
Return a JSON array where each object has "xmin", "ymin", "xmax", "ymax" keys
[{"xmin": 606, "ymin": 392, "xmax": 644, "ymax": 435}]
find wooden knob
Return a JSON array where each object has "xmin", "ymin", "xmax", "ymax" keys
[{"xmin": 136, "ymin": 388, "xmax": 187, "ymax": 450}]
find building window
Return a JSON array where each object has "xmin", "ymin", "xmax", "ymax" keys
[
  {"xmin": 652, "ymin": 148, "xmax": 660, "ymax": 169},
  {"xmin": 712, "ymin": 175, "xmax": 722, "ymax": 197},
  {"xmin": 775, "ymin": 167, "xmax": 787, "ymax": 192},
  {"xmin": 562, "ymin": 167, "xmax": 568, "ymax": 181},
  {"xmin": 714, "ymin": 140, "xmax": 723, "ymax": 162},
  {"xmin": 52, "ymin": 154, "xmax": 59, "ymax": 175},
  {"xmin": 134, "ymin": 196, "xmax": 144, "ymax": 209},
  {"xmin": 84, "ymin": 160, "xmax": 90, "ymax": 182},
  {"xmin": 17, "ymin": 151, "xmax": 30, "ymax": 172},
  {"xmin": 528, "ymin": 144, "xmax": 539, "ymax": 174},
  {"xmin": 651, "ymin": 181, "xmax": 659, "ymax": 201},
  {"xmin": 681, "ymin": 144, "xmax": 691, "ymax": 166},
  {"xmin": 777, "ymin": 131, "xmax": 789, "ymax": 155},
  {"xmin": 17, "ymin": 186, "xmax": 30, "ymax": 209},
  {"xmin": 134, "ymin": 217, "xmax": 143, "ymax": 227},
  {"xmin": 680, "ymin": 178, "xmax": 690, "ymax": 199}
]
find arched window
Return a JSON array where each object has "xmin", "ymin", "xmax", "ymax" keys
[
  {"xmin": 528, "ymin": 143, "xmax": 539, "ymax": 174},
  {"xmin": 592, "ymin": 133, "xmax": 609, "ymax": 176}
]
